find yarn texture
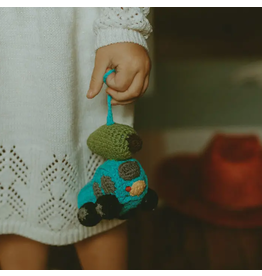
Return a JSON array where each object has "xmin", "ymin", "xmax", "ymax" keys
[
  {"xmin": 77, "ymin": 69, "xmax": 158, "ymax": 227},
  {"xmin": 78, "ymin": 159, "xmax": 148, "ymax": 214},
  {"xmin": 87, "ymin": 123, "xmax": 143, "ymax": 160},
  {"xmin": 94, "ymin": 7, "xmax": 152, "ymax": 51},
  {"xmin": 87, "ymin": 93, "xmax": 143, "ymax": 160},
  {"xmin": 0, "ymin": 7, "xmax": 151, "ymax": 245}
]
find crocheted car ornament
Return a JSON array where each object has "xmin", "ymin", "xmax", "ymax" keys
[{"xmin": 77, "ymin": 69, "xmax": 158, "ymax": 227}]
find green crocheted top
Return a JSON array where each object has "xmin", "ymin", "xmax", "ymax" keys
[{"xmin": 87, "ymin": 123, "xmax": 142, "ymax": 160}]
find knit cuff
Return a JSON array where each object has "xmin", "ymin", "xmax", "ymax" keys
[{"xmin": 95, "ymin": 28, "xmax": 149, "ymax": 51}]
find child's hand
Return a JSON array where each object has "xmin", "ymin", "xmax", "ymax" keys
[{"xmin": 86, "ymin": 43, "xmax": 151, "ymax": 105}]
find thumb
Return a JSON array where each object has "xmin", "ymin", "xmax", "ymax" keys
[{"xmin": 87, "ymin": 56, "xmax": 109, "ymax": 99}]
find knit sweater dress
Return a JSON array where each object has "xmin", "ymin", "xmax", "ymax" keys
[{"xmin": 0, "ymin": 7, "xmax": 152, "ymax": 245}]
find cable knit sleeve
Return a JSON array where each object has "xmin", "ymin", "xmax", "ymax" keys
[{"xmin": 93, "ymin": 7, "xmax": 153, "ymax": 51}]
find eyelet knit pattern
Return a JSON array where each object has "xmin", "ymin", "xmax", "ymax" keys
[
  {"xmin": 94, "ymin": 7, "xmax": 152, "ymax": 50},
  {"xmin": 0, "ymin": 7, "xmax": 151, "ymax": 245}
]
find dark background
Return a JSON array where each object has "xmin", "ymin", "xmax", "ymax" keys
[{"xmin": 135, "ymin": 7, "xmax": 262, "ymax": 130}]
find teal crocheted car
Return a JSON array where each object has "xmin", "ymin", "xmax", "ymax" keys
[{"xmin": 77, "ymin": 158, "xmax": 158, "ymax": 227}]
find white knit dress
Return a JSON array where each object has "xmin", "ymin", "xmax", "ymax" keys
[{"xmin": 0, "ymin": 7, "xmax": 152, "ymax": 246}]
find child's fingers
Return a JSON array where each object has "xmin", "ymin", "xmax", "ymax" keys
[
  {"xmin": 106, "ymin": 67, "xmax": 137, "ymax": 92},
  {"xmin": 109, "ymin": 75, "xmax": 149, "ymax": 105},
  {"xmin": 87, "ymin": 56, "xmax": 109, "ymax": 99},
  {"xmin": 111, "ymin": 99, "xmax": 135, "ymax": 105},
  {"xmin": 106, "ymin": 73, "xmax": 144, "ymax": 102},
  {"xmin": 110, "ymin": 75, "xmax": 149, "ymax": 105}
]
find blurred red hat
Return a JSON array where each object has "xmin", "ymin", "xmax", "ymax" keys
[{"xmin": 156, "ymin": 134, "xmax": 262, "ymax": 228}]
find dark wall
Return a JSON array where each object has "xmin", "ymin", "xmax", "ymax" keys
[{"xmin": 135, "ymin": 8, "xmax": 262, "ymax": 130}]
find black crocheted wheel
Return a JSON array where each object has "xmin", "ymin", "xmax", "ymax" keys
[
  {"xmin": 78, "ymin": 202, "xmax": 102, "ymax": 227},
  {"xmin": 95, "ymin": 195, "xmax": 122, "ymax": 220},
  {"xmin": 140, "ymin": 188, "xmax": 158, "ymax": 211}
]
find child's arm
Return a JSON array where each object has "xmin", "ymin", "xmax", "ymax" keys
[{"xmin": 87, "ymin": 7, "xmax": 152, "ymax": 105}]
